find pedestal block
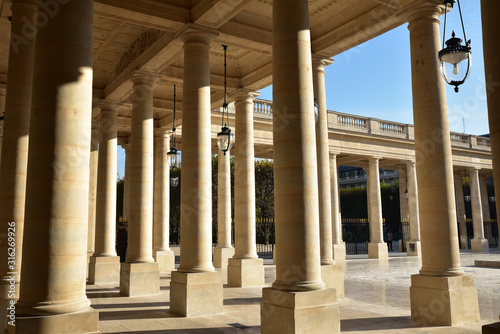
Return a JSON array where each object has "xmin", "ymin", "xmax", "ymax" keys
[
  {"xmin": 227, "ymin": 258, "xmax": 265, "ymax": 287},
  {"xmin": 154, "ymin": 250, "xmax": 175, "ymax": 273},
  {"xmin": 214, "ymin": 247, "xmax": 235, "ymax": 269},
  {"xmin": 471, "ymin": 238, "xmax": 489, "ymax": 253},
  {"xmin": 170, "ymin": 271, "xmax": 223, "ymax": 317},
  {"xmin": 6, "ymin": 308, "xmax": 100, "ymax": 334},
  {"xmin": 332, "ymin": 243, "xmax": 346, "ymax": 263},
  {"xmin": 410, "ymin": 274, "xmax": 480, "ymax": 326},
  {"xmin": 88, "ymin": 256, "xmax": 120, "ymax": 285},
  {"xmin": 120, "ymin": 262, "xmax": 159, "ymax": 296},
  {"xmin": 321, "ymin": 264, "xmax": 344, "ymax": 300},
  {"xmin": 368, "ymin": 242, "xmax": 388, "ymax": 259},
  {"xmin": 260, "ymin": 287, "xmax": 340, "ymax": 334},
  {"xmin": 407, "ymin": 241, "xmax": 422, "ymax": 257}
]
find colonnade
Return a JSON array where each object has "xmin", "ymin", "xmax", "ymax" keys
[{"xmin": 0, "ymin": 0, "xmax": 497, "ymax": 333}]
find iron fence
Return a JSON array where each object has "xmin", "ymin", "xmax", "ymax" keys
[{"xmin": 342, "ymin": 219, "xmax": 369, "ymax": 254}]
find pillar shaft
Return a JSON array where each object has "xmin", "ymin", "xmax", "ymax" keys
[
  {"xmin": 330, "ymin": 154, "xmax": 342, "ymax": 244},
  {"xmin": 481, "ymin": 0, "xmax": 500, "ymax": 240},
  {"xmin": 271, "ymin": 0, "xmax": 323, "ymax": 292},
  {"xmin": 88, "ymin": 122, "xmax": 99, "ymax": 259},
  {"xmin": 127, "ymin": 74, "xmax": 157, "ymax": 263},
  {"xmin": 122, "ymin": 142, "xmax": 131, "ymax": 220},
  {"xmin": 368, "ymin": 158, "xmax": 384, "ymax": 243},
  {"xmin": 408, "ymin": 7, "xmax": 462, "ymax": 276},
  {"xmin": 94, "ymin": 104, "xmax": 118, "ymax": 256},
  {"xmin": 407, "ymin": 162, "xmax": 420, "ymax": 242},
  {"xmin": 469, "ymin": 168, "xmax": 485, "ymax": 239},
  {"xmin": 217, "ymin": 148, "xmax": 232, "ymax": 248},
  {"xmin": 234, "ymin": 91, "xmax": 258, "ymax": 259},
  {"xmin": 178, "ymin": 29, "xmax": 217, "ymax": 273},
  {"xmin": 479, "ymin": 174, "xmax": 491, "ymax": 220},
  {"xmin": 153, "ymin": 131, "xmax": 171, "ymax": 252},
  {"xmin": 16, "ymin": 0, "xmax": 94, "ymax": 315},
  {"xmin": 313, "ymin": 57, "xmax": 334, "ymax": 265},
  {"xmin": 0, "ymin": 0, "xmax": 37, "ymax": 292}
]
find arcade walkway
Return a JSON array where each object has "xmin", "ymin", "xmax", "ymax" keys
[{"xmin": 90, "ymin": 249, "xmax": 500, "ymax": 333}]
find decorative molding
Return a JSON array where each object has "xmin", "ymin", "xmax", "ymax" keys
[
  {"xmin": 113, "ymin": 29, "xmax": 163, "ymax": 77},
  {"xmin": 311, "ymin": 0, "xmax": 342, "ymax": 17}
]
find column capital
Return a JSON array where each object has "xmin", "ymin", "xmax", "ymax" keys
[
  {"xmin": 131, "ymin": 71, "xmax": 160, "ymax": 88},
  {"xmin": 312, "ymin": 55, "xmax": 334, "ymax": 72},
  {"xmin": 368, "ymin": 156, "xmax": 381, "ymax": 163},
  {"xmin": 229, "ymin": 89, "xmax": 260, "ymax": 102},
  {"xmin": 404, "ymin": 2, "xmax": 444, "ymax": 27},
  {"xmin": 329, "ymin": 152, "xmax": 338, "ymax": 159},
  {"xmin": 154, "ymin": 127, "xmax": 171, "ymax": 138},
  {"xmin": 178, "ymin": 24, "xmax": 219, "ymax": 45},
  {"xmin": 99, "ymin": 100, "xmax": 121, "ymax": 112}
]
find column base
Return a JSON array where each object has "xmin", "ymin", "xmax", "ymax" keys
[
  {"xmin": 227, "ymin": 258, "xmax": 265, "ymax": 287},
  {"xmin": 88, "ymin": 256, "xmax": 120, "ymax": 285},
  {"xmin": 213, "ymin": 247, "xmax": 235, "ymax": 269},
  {"xmin": 120, "ymin": 262, "xmax": 159, "ymax": 297},
  {"xmin": 407, "ymin": 240, "xmax": 422, "ymax": 257},
  {"xmin": 321, "ymin": 264, "xmax": 344, "ymax": 300},
  {"xmin": 6, "ymin": 307, "xmax": 100, "ymax": 334},
  {"xmin": 410, "ymin": 274, "xmax": 480, "ymax": 326},
  {"xmin": 368, "ymin": 242, "xmax": 388, "ymax": 259},
  {"xmin": 170, "ymin": 271, "xmax": 223, "ymax": 317},
  {"xmin": 333, "ymin": 243, "xmax": 346, "ymax": 263},
  {"xmin": 471, "ymin": 238, "xmax": 489, "ymax": 253},
  {"xmin": 154, "ymin": 250, "xmax": 175, "ymax": 273},
  {"xmin": 261, "ymin": 287, "xmax": 340, "ymax": 334}
]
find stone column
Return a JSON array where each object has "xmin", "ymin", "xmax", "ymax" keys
[
  {"xmin": 407, "ymin": 5, "xmax": 479, "ymax": 326},
  {"xmin": 0, "ymin": 87, "xmax": 5, "ymax": 166},
  {"xmin": 398, "ymin": 166, "xmax": 410, "ymax": 221},
  {"xmin": 170, "ymin": 26, "xmax": 222, "ymax": 317},
  {"xmin": 367, "ymin": 157, "xmax": 388, "ymax": 259},
  {"xmin": 87, "ymin": 120, "xmax": 99, "ymax": 277},
  {"xmin": 482, "ymin": 0, "xmax": 500, "ymax": 246},
  {"xmin": 153, "ymin": 130, "xmax": 175, "ymax": 272},
  {"xmin": 214, "ymin": 148, "xmax": 234, "ymax": 269},
  {"xmin": 454, "ymin": 173, "xmax": 468, "ymax": 249},
  {"xmin": 12, "ymin": 1, "xmax": 99, "ymax": 332},
  {"xmin": 469, "ymin": 167, "xmax": 488, "ymax": 252},
  {"xmin": 119, "ymin": 73, "xmax": 160, "ymax": 296},
  {"xmin": 0, "ymin": 1, "xmax": 36, "ymax": 330},
  {"xmin": 228, "ymin": 89, "xmax": 264, "ymax": 287},
  {"xmin": 479, "ymin": 173, "xmax": 491, "ymax": 221},
  {"xmin": 89, "ymin": 102, "xmax": 120, "ymax": 284},
  {"xmin": 406, "ymin": 161, "xmax": 421, "ymax": 256},
  {"xmin": 122, "ymin": 142, "xmax": 131, "ymax": 221},
  {"xmin": 330, "ymin": 153, "xmax": 346, "ymax": 262},
  {"xmin": 261, "ymin": 1, "xmax": 339, "ymax": 332},
  {"xmin": 313, "ymin": 57, "xmax": 343, "ymax": 299}
]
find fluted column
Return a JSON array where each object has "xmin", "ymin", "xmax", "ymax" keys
[
  {"xmin": 122, "ymin": 142, "xmax": 131, "ymax": 221},
  {"xmin": 469, "ymin": 167, "xmax": 488, "ymax": 252},
  {"xmin": 479, "ymin": 173, "xmax": 491, "ymax": 221},
  {"xmin": 120, "ymin": 73, "xmax": 160, "ymax": 297},
  {"xmin": 0, "ymin": 1, "xmax": 37, "ymax": 330},
  {"xmin": 407, "ymin": 4, "xmax": 479, "ymax": 326},
  {"xmin": 482, "ymin": 0, "xmax": 500, "ymax": 247},
  {"xmin": 367, "ymin": 157, "xmax": 388, "ymax": 259},
  {"xmin": 153, "ymin": 130, "xmax": 175, "ymax": 272},
  {"xmin": 406, "ymin": 161, "xmax": 421, "ymax": 256},
  {"xmin": 12, "ymin": 0, "xmax": 99, "ymax": 332},
  {"xmin": 330, "ymin": 153, "xmax": 345, "ymax": 262},
  {"xmin": 87, "ymin": 120, "xmax": 99, "ymax": 276},
  {"xmin": 89, "ymin": 102, "xmax": 120, "ymax": 284},
  {"xmin": 170, "ymin": 26, "xmax": 222, "ymax": 317},
  {"xmin": 454, "ymin": 173, "xmax": 468, "ymax": 249},
  {"xmin": 214, "ymin": 147, "xmax": 234, "ymax": 269},
  {"xmin": 228, "ymin": 89, "xmax": 264, "ymax": 287},
  {"xmin": 261, "ymin": 1, "xmax": 339, "ymax": 332}
]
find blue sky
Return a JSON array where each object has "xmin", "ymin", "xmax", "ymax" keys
[{"xmin": 118, "ymin": 1, "xmax": 488, "ymax": 178}]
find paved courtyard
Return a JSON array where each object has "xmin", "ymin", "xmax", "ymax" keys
[{"xmin": 88, "ymin": 248, "xmax": 500, "ymax": 333}]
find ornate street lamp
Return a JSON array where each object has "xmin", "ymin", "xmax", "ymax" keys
[
  {"xmin": 438, "ymin": 0, "xmax": 471, "ymax": 93},
  {"xmin": 167, "ymin": 85, "xmax": 181, "ymax": 168},
  {"xmin": 217, "ymin": 45, "xmax": 234, "ymax": 155}
]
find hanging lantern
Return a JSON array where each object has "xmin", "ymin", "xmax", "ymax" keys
[
  {"xmin": 438, "ymin": 0, "xmax": 471, "ymax": 93},
  {"xmin": 167, "ymin": 85, "xmax": 181, "ymax": 167},
  {"xmin": 217, "ymin": 45, "xmax": 234, "ymax": 155}
]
